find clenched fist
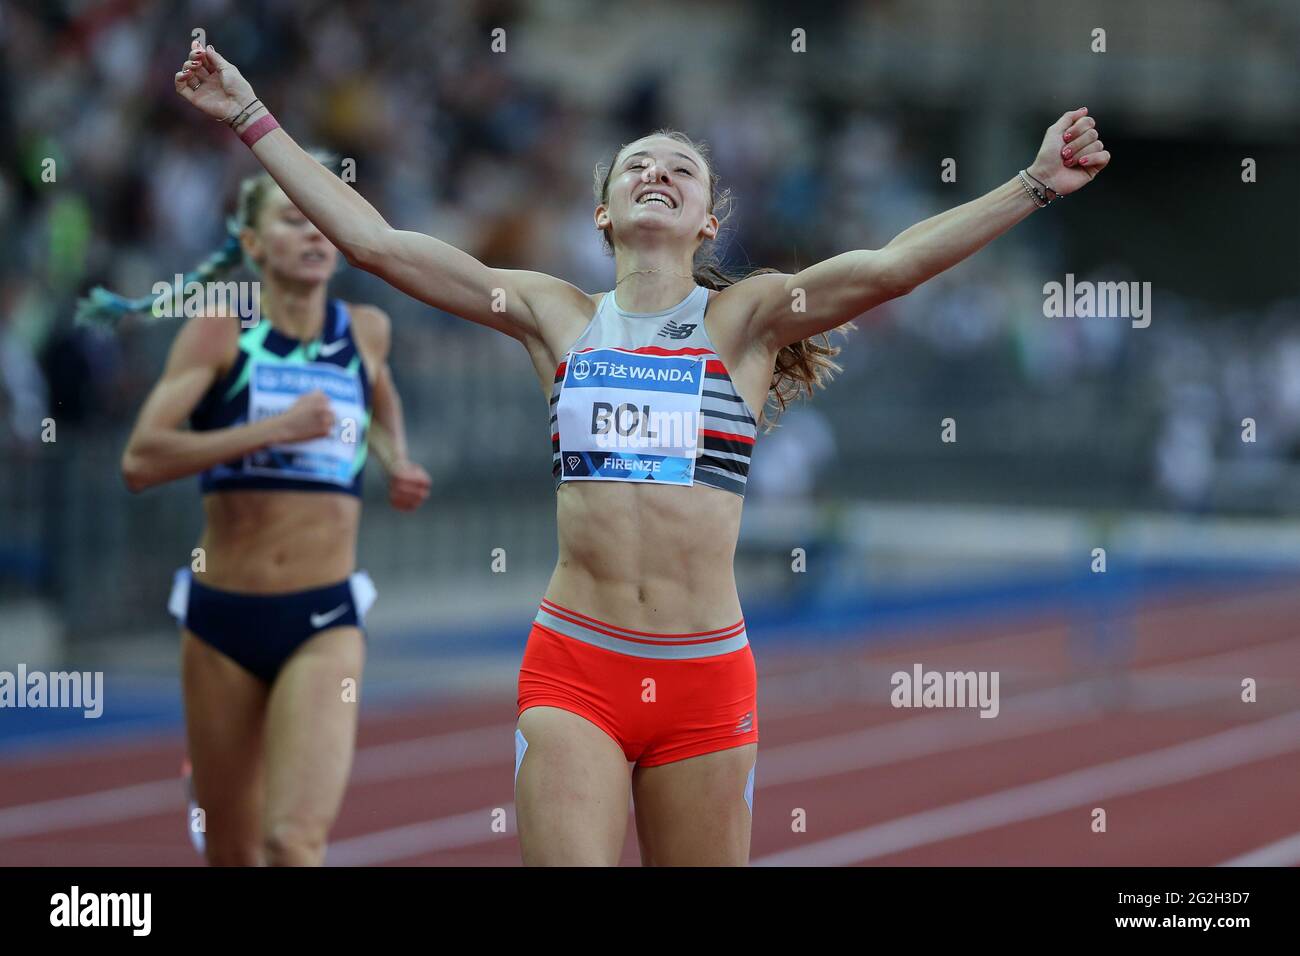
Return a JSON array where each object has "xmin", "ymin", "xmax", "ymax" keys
[
  {"xmin": 1027, "ymin": 107, "xmax": 1111, "ymax": 198},
  {"xmin": 387, "ymin": 459, "xmax": 432, "ymax": 512},
  {"xmin": 276, "ymin": 390, "xmax": 335, "ymax": 444}
]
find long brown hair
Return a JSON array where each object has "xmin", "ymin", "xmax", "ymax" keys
[{"xmin": 594, "ymin": 129, "xmax": 851, "ymax": 424}]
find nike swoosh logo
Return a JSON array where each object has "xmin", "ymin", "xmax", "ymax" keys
[
  {"xmin": 310, "ymin": 603, "xmax": 348, "ymax": 628},
  {"xmin": 317, "ymin": 339, "xmax": 348, "ymax": 357}
]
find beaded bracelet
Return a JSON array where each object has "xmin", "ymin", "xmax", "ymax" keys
[
  {"xmin": 1017, "ymin": 170, "xmax": 1046, "ymax": 207},
  {"xmin": 1017, "ymin": 169, "xmax": 1060, "ymax": 207},
  {"xmin": 1022, "ymin": 168, "xmax": 1060, "ymax": 203}
]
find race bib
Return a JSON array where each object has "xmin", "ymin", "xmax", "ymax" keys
[
  {"xmin": 556, "ymin": 348, "xmax": 705, "ymax": 485},
  {"xmin": 245, "ymin": 361, "xmax": 365, "ymax": 486}
]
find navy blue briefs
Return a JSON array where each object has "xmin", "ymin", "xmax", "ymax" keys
[{"xmin": 167, "ymin": 569, "xmax": 377, "ymax": 683}]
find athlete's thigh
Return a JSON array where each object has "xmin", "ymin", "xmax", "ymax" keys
[
  {"xmin": 181, "ymin": 629, "xmax": 269, "ymax": 864},
  {"xmin": 262, "ymin": 626, "xmax": 366, "ymax": 845},
  {"xmin": 632, "ymin": 743, "xmax": 757, "ymax": 866},
  {"xmin": 515, "ymin": 706, "xmax": 632, "ymax": 866}
]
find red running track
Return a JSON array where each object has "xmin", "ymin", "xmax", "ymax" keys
[{"xmin": 1, "ymin": 583, "xmax": 1298, "ymax": 866}]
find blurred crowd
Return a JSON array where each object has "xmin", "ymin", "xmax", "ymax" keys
[{"xmin": 1, "ymin": 0, "xmax": 1297, "ymax": 513}]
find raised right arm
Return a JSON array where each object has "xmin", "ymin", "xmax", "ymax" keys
[{"xmin": 179, "ymin": 42, "xmax": 586, "ymax": 346}]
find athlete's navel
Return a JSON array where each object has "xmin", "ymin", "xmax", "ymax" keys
[{"xmin": 637, "ymin": 586, "xmax": 647, "ymax": 604}]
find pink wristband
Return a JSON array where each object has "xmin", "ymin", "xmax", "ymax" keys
[{"xmin": 239, "ymin": 114, "xmax": 279, "ymax": 147}]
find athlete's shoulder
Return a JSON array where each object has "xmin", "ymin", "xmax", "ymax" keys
[
  {"xmin": 167, "ymin": 314, "xmax": 242, "ymax": 372},
  {"xmin": 706, "ymin": 272, "xmax": 792, "ymax": 330},
  {"xmin": 347, "ymin": 301, "xmax": 391, "ymax": 335},
  {"xmin": 496, "ymin": 271, "xmax": 599, "ymax": 354},
  {"xmin": 714, "ymin": 271, "xmax": 791, "ymax": 307},
  {"xmin": 346, "ymin": 302, "xmax": 391, "ymax": 359},
  {"xmin": 505, "ymin": 270, "xmax": 597, "ymax": 313}
]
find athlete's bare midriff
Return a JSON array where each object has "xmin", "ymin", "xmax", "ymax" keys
[
  {"xmin": 197, "ymin": 491, "xmax": 360, "ymax": 592},
  {"xmin": 546, "ymin": 480, "xmax": 744, "ymax": 632}
]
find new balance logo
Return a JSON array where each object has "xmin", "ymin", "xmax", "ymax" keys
[
  {"xmin": 734, "ymin": 711, "xmax": 753, "ymax": 733},
  {"xmin": 657, "ymin": 321, "xmax": 697, "ymax": 340}
]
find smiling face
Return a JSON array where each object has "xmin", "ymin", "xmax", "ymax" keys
[
  {"xmin": 595, "ymin": 134, "xmax": 719, "ymax": 254},
  {"xmin": 240, "ymin": 186, "xmax": 338, "ymax": 285}
]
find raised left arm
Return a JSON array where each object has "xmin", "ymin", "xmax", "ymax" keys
[{"xmin": 748, "ymin": 107, "xmax": 1109, "ymax": 349}]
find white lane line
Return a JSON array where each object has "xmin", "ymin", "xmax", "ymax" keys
[
  {"xmin": 0, "ymin": 696, "xmax": 494, "ymax": 767},
  {"xmin": 759, "ymin": 628, "xmax": 1288, "ymax": 724},
  {"xmin": 1135, "ymin": 635, "xmax": 1300, "ymax": 676},
  {"xmin": 0, "ymin": 779, "xmax": 182, "ymax": 842},
  {"xmin": 0, "ymin": 651, "xmax": 1074, "ymax": 842},
  {"xmin": 317, "ymin": 675, "xmax": 1238, "ymax": 866},
  {"xmin": 0, "ymin": 842, "xmax": 201, "ymax": 866},
  {"xmin": 0, "ymin": 635, "xmax": 1278, "ymax": 848},
  {"xmin": 758, "ymin": 683, "xmax": 1100, "ymax": 784},
  {"xmin": 0, "ymin": 721, "xmax": 517, "ymax": 840},
  {"xmin": 327, "ymin": 805, "xmax": 512, "ymax": 866},
  {"xmin": 324, "ymin": 689, "xmax": 1091, "ymax": 866},
  {"xmin": 753, "ymin": 709, "xmax": 1300, "ymax": 867},
  {"xmin": 320, "ymin": 692, "xmax": 1098, "ymax": 866},
  {"xmin": 1218, "ymin": 831, "xmax": 1300, "ymax": 867},
  {"xmin": 350, "ymin": 723, "xmax": 513, "ymax": 783}
]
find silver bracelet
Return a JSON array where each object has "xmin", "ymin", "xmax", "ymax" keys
[
  {"xmin": 1023, "ymin": 168, "xmax": 1060, "ymax": 202},
  {"xmin": 1017, "ymin": 170, "xmax": 1047, "ymax": 208}
]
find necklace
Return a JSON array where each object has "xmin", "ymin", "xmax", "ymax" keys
[{"xmin": 614, "ymin": 267, "xmax": 694, "ymax": 287}]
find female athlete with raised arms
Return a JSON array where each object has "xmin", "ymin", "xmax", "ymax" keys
[{"xmin": 176, "ymin": 39, "xmax": 1107, "ymax": 865}]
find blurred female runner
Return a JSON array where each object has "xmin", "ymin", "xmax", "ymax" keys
[
  {"xmin": 176, "ymin": 39, "xmax": 1108, "ymax": 865},
  {"xmin": 82, "ymin": 155, "xmax": 432, "ymax": 865}
]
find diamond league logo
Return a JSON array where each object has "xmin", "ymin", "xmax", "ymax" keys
[
  {"xmin": 566, "ymin": 455, "xmax": 581, "ymax": 470},
  {"xmin": 571, "ymin": 358, "xmax": 592, "ymax": 380}
]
